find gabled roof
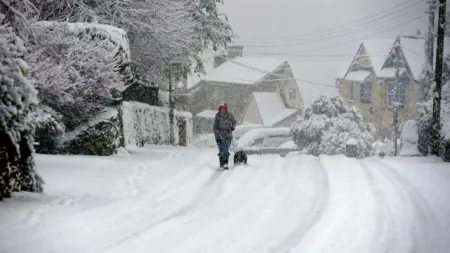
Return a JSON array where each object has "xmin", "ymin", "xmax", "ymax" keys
[
  {"xmin": 389, "ymin": 37, "xmax": 427, "ymax": 81},
  {"xmin": 361, "ymin": 39, "xmax": 396, "ymax": 76},
  {"xmin": 204, "ymin": 57, "xmax": 285, "ymax": 85},
  {"xmin": 252, "ymin": 92, "xmax": 298, "ymax": 127}
]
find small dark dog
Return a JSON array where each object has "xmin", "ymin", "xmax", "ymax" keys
[{"xmin": 233, "ymin": 150, "xmax": 248, "ymax": 165}]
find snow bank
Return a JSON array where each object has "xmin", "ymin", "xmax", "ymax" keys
[
  {"xmin": 121, "ymin": 101, "xmax": 179, "ymax": 148},
  {"xmin": 236, "ymin": 128, "xmax": 291, "ymax": 150}
]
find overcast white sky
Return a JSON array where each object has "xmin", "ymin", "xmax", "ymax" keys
[{"xmin": 218, "ymin": 0, "xmax": 428, "ymax": 105}]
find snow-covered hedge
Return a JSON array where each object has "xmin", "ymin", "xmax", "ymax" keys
[
  {"xmin": 121, "ymin": 101, "xmax": 179, "ymax": 147},
  {"xmin": 290, "ymin": 96, "xmax": 376, "ymax": 158},
  {"xmin": 400, "ymin": 120, "xmax": 420, "ymax": 156},
  {"xmin": 0, "ymin": 19, "xmax": 43, "ymax": 200},
  {"xmin": 27, "ymin": 21, "xmax": 130, "ymax": 130},
  {"xmin": 61, "ymin": 107, "xmax": 124, "ymax": 156},
  {"xmin": 31, "ymin": 105, "xmax": 65, "ymax": 154}
]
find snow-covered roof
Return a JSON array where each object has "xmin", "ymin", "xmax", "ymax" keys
[
  {"xmin": 378, "ymin": 68, "xmax": 396, "ymax": 78},
  {"xmin": 399, "ymin": 38, "xmax": 426, "ymax": 81},
  {"xmin": 204, "ymin": 57, "xmax": 285, "ymax": 85},
  {"xmin": 180, "ymin": 47, "xmax": 225, "ymax": 90},
  {"xmin": 345, "ymin": 70, "xmax": 371, "ymax": 82},
  {"xmin": 31, "ymin": 21, "xmax": 130, "ymax": 58},
  {"xmin": 196, "ymin": 110, "xmax": 216, "ymax": 118},
  {"xmin": 361, "ymin": 39, "xmax": 395, "ymax": 75},
  {"xmin": 252, "ymin": 92, "xmax": 298, "ymax": 127},
  {"xmin": 293, "ymin": 62, "xmax": 341, "ymax": 107}
]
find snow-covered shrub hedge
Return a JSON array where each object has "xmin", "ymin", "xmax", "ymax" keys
[
  {"xmin": 31, "ymin": 105, "xmax": 65, "ymax": 154},
  {"xmin": 290, "ymin": 96, "xmax": 376, "ymax": 158},
  {"xmin": 399, "ymin": 120, "xmax": 420, "ymax": 156},
  {"xmin": 121, "ymin": 101, "xmax": 179, "ymax": 147},
  {"xmin": 61, "ymin": 107, "xmax": 124, "ymax": 156},
  {"xmin": 0, "ymin": 19, "xmax": 43, "ymax": 200},
  {"xmin": 27, "ymin": 22, "xmax": 128, "ymax": 130}
]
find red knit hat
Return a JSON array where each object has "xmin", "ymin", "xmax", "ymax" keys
[{"xmin": 218, "ymin": 103, "xmax": 228, "ymax": 112}]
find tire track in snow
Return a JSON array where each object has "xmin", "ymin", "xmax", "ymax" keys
[
  {"xmin": 118, "ymin": 157, "xmax": 275, "ymax": 253},
  {"xmin": 291, "ymin": 155, "xmax": 377, "ymax": 252},
  {"xmin": 372, "ymin": 158, "xmax": 445, "ymax": 253},
  {"xmin": 4, "ymin": 155, "xmax": 220, "ymax": 253},
  {"xmin": 358, "ymin": 160, "xmax": 393, "ymax": 253},
  {"xmin": 96, "ymin": 167, "xmax": 232, "ymax": 253},
  {"xmin": 271, "ymin": 155, "xmax": 329, "ymax": 253}
]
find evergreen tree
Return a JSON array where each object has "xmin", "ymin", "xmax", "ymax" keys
[{"xmin": 0, "ymin": 14, "xmax": 43, "ymax": 200}]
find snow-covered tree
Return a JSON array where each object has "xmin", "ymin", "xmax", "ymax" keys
[
  {"xmin": 27, "ymin": 22, "xmax": 125, "ymax": 130},
  {"xmin": 290, "ymin": 96, "xmax": 376, "ymax": 158},
  {"xmin": 29, "ymin": 0, "xmax": 232, "ymax": 79},
  {"xmin": 0, "ymin": 14, "xmax": 43, "ymax": 200},
  {"xmin": 417, "ymin": 54, "xmax": 450, "ymax": 157}
]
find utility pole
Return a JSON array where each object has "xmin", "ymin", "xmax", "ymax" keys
[
  {"xmin": 393, "ymin": 37, "xmax": 401, "ymax": 156},
  {"xmin": 431, "ymin": 0, "xmax": 447, "ymax": 155},
  {"xmin": 168, "ymin": 65, "xmax": 175, "ymax": 146},
  {"xmin": 427, "ymin": 0, "xmax": 437, "ymax": 69}
]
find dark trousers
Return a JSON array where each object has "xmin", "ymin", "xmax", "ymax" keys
[{"xmin": 216, "ymin": 138, "xmax": 232, "ymax": 166}]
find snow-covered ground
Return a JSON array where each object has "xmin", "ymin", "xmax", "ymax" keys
[{"xmin": 1, "ymin": 147, "xmax": 450, "ymax": 253}]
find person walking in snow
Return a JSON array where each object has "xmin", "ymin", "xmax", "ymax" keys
[{"xmin": 213, "ymin": 103, "xmax": 236, "ymax": 169}]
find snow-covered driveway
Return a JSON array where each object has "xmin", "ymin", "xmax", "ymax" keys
[{"xmin": 1, "ymin": 147, "xmax": 450, "ymax": 253}]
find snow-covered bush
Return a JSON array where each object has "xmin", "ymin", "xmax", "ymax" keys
[
  {"xmin": 0, "ymin": 17, "xmax": 43, "ymax": 200},
  {"xmin": 121, "ymin": 101, "xmax": 179, "ymax": 147},
  {"xmin": 27, "ymin": 22, "xmax": 126, "ymax": 130},
  {"xmin": 399, "ymin": 120, "xmax": 420, "ymax": 156},
  {"xmin": 30, "ymin": 0, "xmax": 232, "ymax": 80},
  {"xmin": 31, "ymin": 105, "xmax": 65, "ymax": 154},
  {"xmin": 290, "ymin": 96, "xmax": 376, "ymax": 158},
  {"xmin": 61, "ymin": 107, "xmax": 124, "ymax": 156}
]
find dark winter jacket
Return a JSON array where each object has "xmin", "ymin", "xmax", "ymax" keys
[{"xmin": 213, "ymin": 111, "xmax": 237, "ymax": 140}]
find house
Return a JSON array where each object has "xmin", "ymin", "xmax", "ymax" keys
[
  {"xmin": 176, "ymin": 46, "xmax": 303, "ymax": 134},
  {"xmin": 336, "ymin": 38, "xmax": 426, "ymax": 139}
]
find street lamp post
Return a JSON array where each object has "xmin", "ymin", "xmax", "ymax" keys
[{"xmin": 168, "ymin": 59, "xmax": 183, "ymax": 146}]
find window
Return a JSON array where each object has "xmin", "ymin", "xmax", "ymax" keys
[
  {"xmin": 349, "ymin": 82, "xmax": 371, "ymax": 103},
  {"xmin": 361, "ymin": 82, "xmax": 372, "ymax": 103},
  {"xmin": 386, "ymin": 80, "xmax": 407, "ymax": 106},
  {"xmin": 350, "ymin": 82, "xmax": 361, "ymax": 102},
  {"xmin": 288, "ymin": 86, "xmax": 296, "ymax": 100}
]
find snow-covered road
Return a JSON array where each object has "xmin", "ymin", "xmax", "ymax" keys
[{"xmin": 1, "ymin": 147, "xmax": 450, "ymax": 253}]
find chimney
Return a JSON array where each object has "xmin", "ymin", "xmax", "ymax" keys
[{"xmin": 227, "ymin": 45, "xmax": 244, "ymax": 59}]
